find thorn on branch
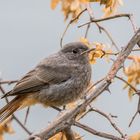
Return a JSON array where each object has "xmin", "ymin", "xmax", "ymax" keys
[
  {"xmin": 109, "ymin": 114, "xmax": 118, "ymax": 118},
  {"xmin": 105, "ymin": 87, "xmax": 111, "ymax": 94},
  {"xmin": 51, "ymin": 106, "xmax": 62, "ymax": 112},
  {"xmin": 28, "ymin": 135, "xmax": 41, "ymax": 140},
  {"xmin": 137, "ymin": 41, "xmax": 140, "ymax": 48}
]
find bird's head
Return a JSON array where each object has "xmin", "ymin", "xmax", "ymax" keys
[{"xmin": 60, "ymin": 42, "xmax": 91, "ymax": 64}]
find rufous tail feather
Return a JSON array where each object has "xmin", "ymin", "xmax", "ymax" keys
[{"xmin": 0, "ymin": 96, "xmax": 24, "ymax": 123}]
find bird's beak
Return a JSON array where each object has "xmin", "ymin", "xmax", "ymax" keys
[{"xmin": 80, "ymin": 48, "xmax": 95, "ymax": 55}]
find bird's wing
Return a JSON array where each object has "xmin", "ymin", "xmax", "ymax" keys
[{"xmin": 4, "ymin": 63, "xmax": 71, "ymax": 97}]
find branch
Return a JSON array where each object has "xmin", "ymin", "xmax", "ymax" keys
[
  {"xmin": 74, "ymin": 122, "xmax": 125, "ymax": 140},
  {"xmin": 27, "ymin": 29, "xmax": 140, "ymax": 140},
  {"xmin": 90, "ymin": 108, "xmax": 125, "ymax": 137}
]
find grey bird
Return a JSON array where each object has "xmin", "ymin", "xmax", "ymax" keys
[{"xmin": 0, "ymin": 42, "xmax": 92, "ymax": 122}]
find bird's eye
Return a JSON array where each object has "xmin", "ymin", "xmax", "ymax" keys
[{"xmin": 72, "ymin": 49, "xmax": 78, "ymax": 54}]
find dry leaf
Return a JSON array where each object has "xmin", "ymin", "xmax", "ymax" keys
[
  {"xmin": 129, "ymin": 131, "xmax": 140, "ymax": 140},
  {"xmin": 51, "ymin": 0, "xmax": 60, "ymax": 9},
  {"xmin": 124, "ymin": 55, "xmax": 140, "ymax": 98},
  {"xmin": 103, "ymin": 0, "xmax": 123, "ymax": 17},
  {"xmin": 50, "ymin": 0, "xmax": 123, "ymax": 20},
  {"xmin": 49, "ymin": 131, "xmax": 83, "ymax": 140},
  {"xmin": 80, "ymin": 37, "xmax": 112, "ymax": 64},
  {"xmin": 0, "ymin": 117, "xmax": 14, "ymax": 140},
  {"xmin": 51, "ymin": 0, "xmax": 84, "ymax": 20}
]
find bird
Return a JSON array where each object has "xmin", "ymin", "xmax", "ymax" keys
[{"xmin": 0, "ymin": 42, "xmax": 92, "ymax": 123}]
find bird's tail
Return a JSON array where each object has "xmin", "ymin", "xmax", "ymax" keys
[{"xmin": 0, "ymin": 96, "xmax": 24, "ymax": 123}]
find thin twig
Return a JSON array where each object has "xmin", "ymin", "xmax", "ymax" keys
[
  {"xmin": 98, "ymin": 26, "xmax": 120, "ymax": 51},
  {"xmin": 13, "ymin": 116, "xmax": 32, "ymax": 135},
  {"xmin": 129, "ymin": 97, "xmax": 140, "ymax": 127},
  {"xmin": 129, "ymin": 14, "xmax": 137, "ymax": 33},
  {"xmin": 51, "ymin": 106, "xmax": 62, "ymax": 112},
  {"xmin": 60, "ymin": 8, "xmax": 87, "ymax": 47},
  {"xmin": 84, "ymin": 3, "xmax": 94, "ymax": 38},
  {"xmin": 129, "ymin": 111, "xmax": 138, "ymax": 127},
  {"xmin": 84, "ymin": 2, "xmax": 120, "ymax": 51},
  {"xmin": 90, "ymin": 107, "xmax": 125, "ymax": 137},
  {"xmin": 128, "ymin": 14, "xmax": 140, "ymax": 48},
  {"xmin": 85, "ymin": 3, "xmax": 94, "ymax": 19},
  {"xmin": 132, "ymin": 48, "xmax": 140, "ymax": 52},
  {"xmin": 84, "ymin": 22, "xmax": 91, "ymax": 38},
  {"xmin": 0, "ymin": 80, "xmax": 18, "ymax": 85},
  {"xmin": 105, "ymin": 52, "xmax": 119, "ymax": 56},
  {"xmin": 78, "ymin": 13, "xmax": 131, "ymax": 28},
  {"xmin": 24, "ymin": 107, "xmax": 30, "ymax": 125},
  {"xmin": 93, "ymin": 78, "xmax": 105, "ymax": 87},
  {"xmin": 115, "ymin": 75, "xmax": 137, "ymax": 92}
]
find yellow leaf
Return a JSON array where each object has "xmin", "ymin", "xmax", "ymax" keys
[
  {"xmin": 70, "ymin": 0, "xmax": 80, "ymax": 11},
  {"xmin": 80, "ymin": 37, "xmax": 90, "ymax": 47},
  {"xmin": 49, "ymin": 131, "xmax": 83, "ymax": 140},
  {"xmin": 51, "ymin": 0, "xmax": 60, "ymax": 9},
  {"xmin": 129, "ymin": 131, "xmax": 140, "ymax": 140},
  {"xmin": 80, "ymin": 0, "xmax": 100, "ymax": 2},
  {"xmin": 50, "ymin": 0, "xmax": 123, "ymax": 20},
  {"xmin": 80, "ymin": 39, "xmax": 112, "ymax": 64},
  {"xmin": 124, "ymin": 55, "xmax": 140, "ymax": 98},
  {"xmin": 103, "ymin": 0, "xmax": 123, "ymax": 17}
]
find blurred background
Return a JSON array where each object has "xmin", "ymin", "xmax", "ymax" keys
[{"xmin": 0, "ymin": 0, "xmax": 140, "ymax": 139}]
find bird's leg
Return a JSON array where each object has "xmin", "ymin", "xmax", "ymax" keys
[{"xmin": 62, "ymin": 105, "xmax": 66, "ymax": 110}]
